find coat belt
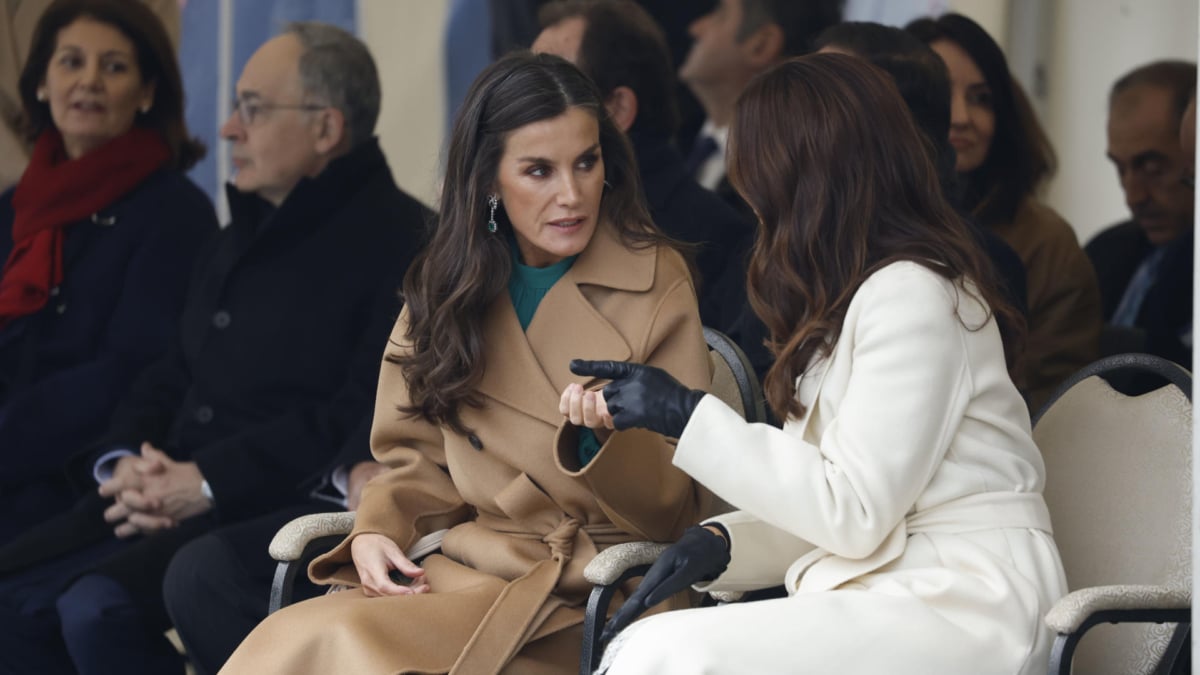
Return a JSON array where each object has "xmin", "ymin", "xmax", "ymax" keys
[{"xmin": 449, "ymin": 516, "xmax": 585, "ymax": 675}]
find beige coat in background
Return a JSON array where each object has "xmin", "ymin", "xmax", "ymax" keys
[
  {"xmin": 996, "ymin": 197, "xmax": 1102, "ymax": 411},
  {"xmin": 0, "ymin": 0, "xmax": 181, "ymax": 192},
  {"xmin": 221, "ymin": 224, "xmax": 712, "ymax": 675}
]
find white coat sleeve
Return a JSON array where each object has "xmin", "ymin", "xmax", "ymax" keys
[{"xmin": 674, "ymin": 265, "xmax": 975, "ymax": 560}]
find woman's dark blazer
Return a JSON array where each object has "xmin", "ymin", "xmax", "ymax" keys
[{"xmin": 0, "ymin": 169, "xmax": 218, "ymax": 490}]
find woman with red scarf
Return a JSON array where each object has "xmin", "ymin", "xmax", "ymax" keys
[{"xmin": 0, "ymin": 0, "xmax": 216, "ymax": 543}]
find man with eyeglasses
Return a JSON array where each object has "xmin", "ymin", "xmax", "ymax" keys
[
  {"xmin": 1086, "ymin": 60, "xmax": 1195, "ymax": 369},
  {"xmin": 0, "ymin": 22, "xmax": 430, "ymax": 675}
]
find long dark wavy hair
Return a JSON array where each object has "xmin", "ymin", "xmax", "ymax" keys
[
  {"xmin": 20, "ymin": 0, "xmax": 205, "ymax": 169},
  {"xmin": 728, "ymin": 53, "xmax": 1022, "ymax": 421},
  {"xmin": 397, "ymin": 51, "xmax": 663, "ymax": 434},
  {"xmin": 906, "ymin": 13, "xmax": 1055, "ymax": 227}
]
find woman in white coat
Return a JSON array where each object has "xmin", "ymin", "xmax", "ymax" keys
[{"xmin": 571, "ymin": 53, "xmax": 1068, "ymax": 674}]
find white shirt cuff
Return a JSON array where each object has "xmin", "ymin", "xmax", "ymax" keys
[
  {"xmin": 94, "ymin": 448, "xmax": 136, "ymax": 484},
  {"xmin": 331, "ymin": 464, "xmax": 350, "ymax": 498}
]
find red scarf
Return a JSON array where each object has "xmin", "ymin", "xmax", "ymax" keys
[{"xmin": 0, "ymin": 127, "xmax": 170, "ymax": 326}]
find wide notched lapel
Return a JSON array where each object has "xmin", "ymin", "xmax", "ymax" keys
[
  {"xmin": 477, "ymin": 297, "xmax": 564, "ymax": 426},
  {"xmin": 475, "ymin": 222, "xmax": 657, "ymax": 426},
  {"xmin": 531, "ymin": 222, "xmax": 655, "ymax": 395}
]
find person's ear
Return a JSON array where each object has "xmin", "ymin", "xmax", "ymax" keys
[
  {"xmin": 138, "ymin": 79, "xmax": 157, "ymax": 114},
  {"xmin": 743, "ymin": 23, "xmax": 785, "ymax": 68},
  {"xmin": 313, "ymin": 107, "xmax": 346, "ymax": 154},
  {"xmin": 604, "ymin": 86, "xmax": 638, "ymax": 132}
]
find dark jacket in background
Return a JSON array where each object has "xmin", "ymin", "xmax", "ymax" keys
[
  {"xmin": 85, "ymin": 138, "xmax": 430, "ymax": 519},
  {"xmin": 1086, "ymin": 220, "xmax": 1193, "ymax": 367},
  {"xmin": 0, "ymin": 139, "xmax": 431, "ymax": 623},
  {"xmin": 0, "ymin": 170, "xmax": 217, "ymax": 538},
  {"xmin": 632, "ymin": 130, "xmax": 752, "ymax": 328}
]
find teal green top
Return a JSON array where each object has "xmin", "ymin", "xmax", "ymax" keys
[
  {"xmin": 508, "ymin": 247, "xmax": 602, "ymax": 466},
  {"xmin": 508, "ymin": 253, "xmax": 576, "ymax": 331}
]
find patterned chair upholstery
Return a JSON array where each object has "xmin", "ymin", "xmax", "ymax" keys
[{"xmin": 1034, "ymin": 353, "xmax": 1192, "ymax": 675}]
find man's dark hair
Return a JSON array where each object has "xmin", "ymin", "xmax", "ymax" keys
[
  {"xmin": 1110, "ymin": 60, "xmax": 1197, "ymax": 125},
  {"xmin": 539, "ymin": 0, "xmax": 680, "ymax": 139},
  {"xmin": 738, "ymin": 0, "xmax": 844, "ymax": 57}
]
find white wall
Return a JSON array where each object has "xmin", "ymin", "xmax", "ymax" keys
[
  {"xmin": 1042, "ymin": 0, "xmax": 1198, "ymax": 245},
  {"xmin": 358, "ymin": 0, "xmax": 449, "ymax": 209},
  {"xmin": 950, "ymin": 0, "xmax": 1010, "ymax": 42}
]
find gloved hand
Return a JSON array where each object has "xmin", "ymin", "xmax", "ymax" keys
[
  {"xmin": 600, "ymin": 525, "xmax": 731, "ymax": 645},
  {"xmin": 568, "ymin": 360, "xmax": 705, "ymax": 438}
]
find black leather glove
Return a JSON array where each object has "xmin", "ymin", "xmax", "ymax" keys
[
  {"xmin": 600, "ymin": 525, "xmax": 731, "ymax": 645},
  {"xmin": 569, "ymin": 360, "xmax": 705, "ymax": 438}
]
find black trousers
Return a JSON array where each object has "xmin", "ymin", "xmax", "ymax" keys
[{"xmin": 163, "ymin": 503, "xmax": 333, "ymax": 675}]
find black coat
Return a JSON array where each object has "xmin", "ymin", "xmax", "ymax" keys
[
  {"xmin": 83, "ymin": 138, "xmax": 432, "ymax": 520},
  {"xmin": 632, "ymin": 131, "xmax": 754, "ymax": 328},
  {"xmin": 0, "ymin": 170, "xmax": 217, "ymax": 489},
  {"xmin": 1086, "ymin": 220, "xmax": 1193, "ymax": 366}
]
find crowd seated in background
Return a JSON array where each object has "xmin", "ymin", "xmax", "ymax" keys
[
  {"xmin": 0, "ymin": 0, "xmax": 215, "ymax": 543},
  {"xmin": 1088, "ymin": 60, "xmax": 1195, "ymax": 369},
  {"xmin": 220, "ymin": 51, "xmax": 710, "ymax": 674},
  {"xmin": 532, "ymin": 0, "xmax": 751, "ymax": 331},
  {"xmin": 908, "ymin": 13, "xmax": 1103, "ymax": 412},
  {"xmin": 0, "ymin": 0, "xmax": 180, "ymax": 192},
  {"xmin": 0, "ymin": 19, "xmax": 430, "ymax": 675},
  {"xmin": 0, "ymin": 2, "xmax": 1190, "ymax": 672}
]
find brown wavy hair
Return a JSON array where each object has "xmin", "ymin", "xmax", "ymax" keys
[
  {"xmin": 396, "ymin": 51, "xmax": 664, "ymax": 434},
  {"xmin": 728, "ymin": 53, "xmax": 1022, "ymax": 421}
]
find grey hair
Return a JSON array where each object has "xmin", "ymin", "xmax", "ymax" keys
[{"xmin": 283, "ymin": 21, "xmax": 381, "ymax": 146}]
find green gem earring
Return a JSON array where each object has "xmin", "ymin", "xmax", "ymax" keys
[{"xmin": 487, "ymin": 194, "xmax": 499, "ymax": 233}]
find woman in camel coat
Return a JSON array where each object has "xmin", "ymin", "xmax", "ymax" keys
[{"xmin": 220, "ymin": 52, "xmax": 710, "ymax": 675}]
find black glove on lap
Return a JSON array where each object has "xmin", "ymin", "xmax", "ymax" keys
[
  {"xmin": 568, "ymin": 360, "xmax": 705, "ymax": 438},
  {"xmin": 600, "ymin": 525, "xmax": 731, "ymax": 645}
]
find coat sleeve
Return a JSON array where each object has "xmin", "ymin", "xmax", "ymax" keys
[
  {"xmin": 674, "ymin": 264, "xmax": 974, "ymax": 560},
  {"xmin": 309, "ymin": 308, "xmax": 472, "ymax": 583},
  {"xmin": 554, "ymin": 268, "xmax": 711, "ymax": 542}
]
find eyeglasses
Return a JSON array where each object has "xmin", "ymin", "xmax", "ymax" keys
[{"xmin": 231, "ymin": 97, "xmax": 327, "ymax": 126}]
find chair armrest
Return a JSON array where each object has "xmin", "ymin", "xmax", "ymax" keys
[
  {"xmin": 708, "ymin": 589, "xmax": 746, "ymax": 603},
  {"xmin": 268, "ymin": 511, "xmax": 356, "ymax": 563},
  {"xmin": 1045, "ymin": 584, "xmax": 1191, "ymax": 633},
  {"xmin": 584, "ymin": 542, "xmax": 670, "ymax": 585}
]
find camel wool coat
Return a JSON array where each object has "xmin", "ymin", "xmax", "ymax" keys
[{"xmin": 221, "ymin": 224, "xmax": 711, "ymax": 675}]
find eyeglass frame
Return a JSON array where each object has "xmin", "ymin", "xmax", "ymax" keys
[{"xmin": 230, "ymin": 96, "xmax": 328, "ymax": 127}]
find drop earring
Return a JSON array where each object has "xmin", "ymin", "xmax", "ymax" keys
[{"xmin": 487, "ymin": 194, "xmax": 499, "ymax": 233}]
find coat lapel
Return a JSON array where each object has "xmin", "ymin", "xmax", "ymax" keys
[
  {"xmin": 476, "ymin": 222, "xmax": 657, "ymax": 426},
  {"xmin": 477, "ymin": 297, "xmax": 564, "ymax": 426}
]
